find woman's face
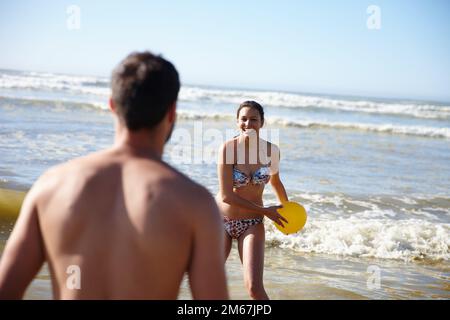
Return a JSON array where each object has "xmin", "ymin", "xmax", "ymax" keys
[{"xmin": 237, "ymin": 106, "xmax": 263, "ymax": 135}]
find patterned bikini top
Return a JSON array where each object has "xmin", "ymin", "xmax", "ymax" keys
[{"xmin": 233, "ymin": 165, "xmax": 271, "ymax": 188}]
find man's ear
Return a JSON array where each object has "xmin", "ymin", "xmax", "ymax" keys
[
  {"xmin": 168, "ymin": 102, "xmax": 176, "ymax": 123},
  {"xmin": 109, "ymin": 97, "xmax": 116, "ymax": 114}
]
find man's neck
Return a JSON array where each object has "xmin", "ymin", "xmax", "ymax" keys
[{"xmin": 114, "ymin": 125, "xmax": 164, "ymax": 160}]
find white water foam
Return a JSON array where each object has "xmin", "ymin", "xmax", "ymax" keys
[
  {"xmin": 292, "ymin": 192, "xmax": 450, "ymax": 221},
  {"xmin": 0, "ymin": 72, "xmax": 110, "ymax": 96},
  {"xmin": 267, "ymin": 118, "xmax": 450, "ymax": 139},
  {"xmin": 265, "ymin": 217, "xmax": 450, "ymax": 262},
  {"xmin": 1, "ymin": 70, "xmax": 449, "ymax": 120},
  {"xmin": 175, "ymin": 111, "xmax": 450, "ymax": 139},
  {"xmin": 263, "ymin": 192, "xmax": 450, "ymax": 261},
  {"xmin": 179, "ymin": 86, "xmax": 450, "ymax": 120},
  {"xmin": 2, "ymin": 95, "xmax": 448, "ymax": 139}
]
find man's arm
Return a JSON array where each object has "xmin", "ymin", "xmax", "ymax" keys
[
  {"xmin": 0, "ymin": 183, "xmax": 45, "ymax": 299},
  {"xmin": 187, "ymin": 187, "xmax": 229, "ymax": 300}
]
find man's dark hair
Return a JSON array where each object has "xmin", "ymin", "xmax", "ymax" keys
[{"xmin": 111, "ymin": 51, "xmax": 180, "ymax": 131}]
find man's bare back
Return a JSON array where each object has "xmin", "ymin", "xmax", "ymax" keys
[
  {"xmin": 0, "ymin": 146, "xmax": 227, "ymax": 299},
  {"xmin": 0, "ymin": 51, "xmax": 228, "ymax": 299}
]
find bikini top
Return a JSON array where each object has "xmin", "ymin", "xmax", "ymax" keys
[{"xmin": 233, "ymin": 165, "xmax": 271, "ymax": 188}]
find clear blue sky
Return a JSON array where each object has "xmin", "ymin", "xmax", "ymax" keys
[{"xmin": 1, "ymin": 0, "xmax": 449, "ymax": 101}]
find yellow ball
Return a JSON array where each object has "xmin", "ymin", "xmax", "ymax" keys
[{"xmin": 274, "ymin": 201, "xmax": 307, "ymax": 235}]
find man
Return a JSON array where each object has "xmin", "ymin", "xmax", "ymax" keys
[{"xmin": 0, "ymin": 52, "xmax": 228, "ymax": 299}]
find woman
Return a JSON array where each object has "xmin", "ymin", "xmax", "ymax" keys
[{"xmin": 216, "ymin": 100, "xmax": 289, "ymax": 300}]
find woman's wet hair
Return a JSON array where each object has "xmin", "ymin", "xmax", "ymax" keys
[
  {"xmin": 236, "ymin": 101, "xmax": 264, "ymax": 125},
  {"xmin": 111, "ymin": 51, "xmax": 180, "ymax": 131}
]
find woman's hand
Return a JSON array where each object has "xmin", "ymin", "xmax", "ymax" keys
[{"xmin": 263, "ymin": 205, "xmax": 288, "ymax": 227}]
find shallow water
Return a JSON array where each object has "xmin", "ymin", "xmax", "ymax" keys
[
  {"xmin": 1, "ymin": 69, "xmax": 449, "ymax": 299},
  {"xmin": 1, "ymin": 217, "xmax": 447, "ymax": 300},
  {"xmin": 18, "ymin": 244, "xmax": 449, "ymax": 300}
]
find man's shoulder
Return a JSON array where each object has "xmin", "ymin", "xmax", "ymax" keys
[
  {"xmin": 39, "ymin": 151, "xmax": 99, "ymax": 177},
  {"xmin": 152, "ymin": 164, "xmax": 215, "ymax": 210},
  {"xmin": 33, "ymin": 150, "xmax": 113, "ymax": 193}
]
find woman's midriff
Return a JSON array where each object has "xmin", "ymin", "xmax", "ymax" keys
[{"xmin": 216, "ymin": 186, "xmax": 265, "ymax": 220}]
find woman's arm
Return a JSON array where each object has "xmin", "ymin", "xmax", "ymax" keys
[
  {"xmin": 268, "ymin": 143, "xmax": 289, "ymax": 204},
  {"xmin": 270, "ymin": 172, "xmax": 289, "ymax": 204}
]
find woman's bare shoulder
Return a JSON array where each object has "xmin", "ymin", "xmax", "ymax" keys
[
  {"xmin": 222, "ymin": 137, "xmax": 239, "ymax": 148},
  {"xmin": 265, "ymin": 140, "xmax": 279, "ymax": 150}
]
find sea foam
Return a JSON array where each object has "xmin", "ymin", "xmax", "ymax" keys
[{"xmin": 265, "ymin": 217, "xmax": 450, "ymax": 262}]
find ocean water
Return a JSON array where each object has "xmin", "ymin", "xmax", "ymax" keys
[{"xmin": 0, "ymin": 69, "xmax": 449, "ymax": 299}]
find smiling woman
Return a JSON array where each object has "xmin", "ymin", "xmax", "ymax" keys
[{"xmin": 216, "ymin": 100, "xmax": 290, "ymax": 300}]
